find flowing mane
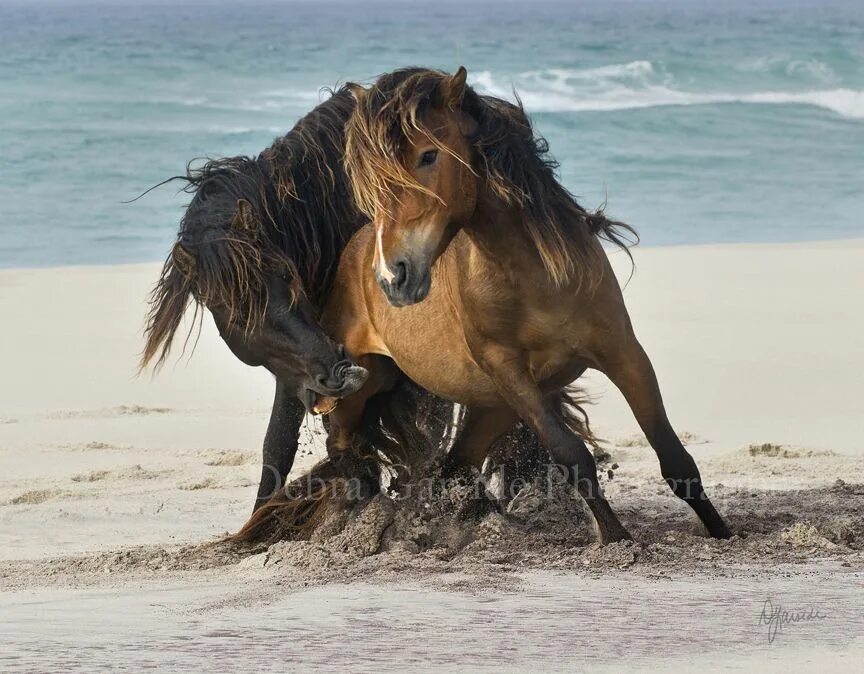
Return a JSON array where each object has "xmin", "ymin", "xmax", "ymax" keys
[
  {"xmin": 141, "ymin": 88, "xmax": 364, "ymax": 370},
  {"xmin": 345, "ymin": 67, "xmax": 636, "ymax": 288}
]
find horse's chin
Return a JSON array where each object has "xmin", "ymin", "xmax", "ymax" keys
[
  {"xmin": 311, "ymin": 395, "xmax": 339, "ymax": 416},
  {"xmin": 414, "ymin": 275, "xmax": 431, "ymax": 303},
  {"xmin": 300, "ymin": 390, "xmax": 339, "ymax": 416},
  {"xmin": 301, "ymin": 365, "xmax": 368, "ymax": 414}
]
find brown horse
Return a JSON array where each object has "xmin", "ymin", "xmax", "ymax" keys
[{"xmin": 320, "ymin": 67, "xmax": 730, "ymax": 544}]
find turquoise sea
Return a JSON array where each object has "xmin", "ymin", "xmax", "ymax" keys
[{"xmin": 1, "ymin": 0, "xmax": 862, "ymax": 267}]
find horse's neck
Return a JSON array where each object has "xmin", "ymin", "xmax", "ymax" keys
[{"xmin": 462, "ymin": 193, "xmax": 545, "ymax": 281}]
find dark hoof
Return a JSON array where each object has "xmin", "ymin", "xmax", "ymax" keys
[
  {"xmin": 709, "ymin": 522, "xmax": 733, "ymax": 539},
  {"xmin": 700, "ymin": 506, "xmax": 733, "ymax": 539},
  {"xmin": 598, "ymin": 524, "xmax": 633, "ymax": 545}
]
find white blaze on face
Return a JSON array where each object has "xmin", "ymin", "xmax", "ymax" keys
[{"xmin": 376, "ymin": 224, "xmax": 396, "ymax": 283}]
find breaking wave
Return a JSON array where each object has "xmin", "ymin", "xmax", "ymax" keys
[{"xmin": 470, "ymin": 63, "xmax": 864, "ymax": 119}]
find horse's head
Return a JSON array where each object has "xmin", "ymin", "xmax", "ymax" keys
[
  {"xmin": 142, "ymin": 156, "xmax": 367, "ymax": 414},
  {"xmin": 346, "ymin": 67, "xmax": 480, "ymax": 307}
]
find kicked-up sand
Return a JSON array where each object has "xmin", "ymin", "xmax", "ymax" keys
[{"xmin": 1, "ymin": 240, "xmax": 863, "ymax": 671}]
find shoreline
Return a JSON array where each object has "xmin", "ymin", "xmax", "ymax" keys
[{"xmin": 3, "ymin": 235, "xmax": 862, "ymax": 274}]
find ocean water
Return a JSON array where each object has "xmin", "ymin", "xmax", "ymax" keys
[{"xmin": 0, "ymin": 0, "xmax": 862, "ymax": 267}]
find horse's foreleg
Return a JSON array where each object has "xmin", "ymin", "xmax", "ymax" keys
[
  {"xmin": 254, "ymin": 380, "xmax": 306, "ymax": 512},
  {"xmin": 325, "ymin": 354, "xmax": 400, "ymax": 457},
  {"xmin": 600, "ymin": 335, "xmax": 731, "ymax": 539},
  {"xmin": 469, "ymin": 345, "xmax": 631, "ymax": 544}
]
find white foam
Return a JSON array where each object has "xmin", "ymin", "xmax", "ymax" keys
[
  {"xmin": 741, "ymin": 89, "xmax": 864, "ymax": 118},
  {"xmin": 737, "ymin": 56, "xmax": 838, "ymax": 84},
  {"xmin": 469, "ymin": 66, "xmax": 864, "ymax": 119}
]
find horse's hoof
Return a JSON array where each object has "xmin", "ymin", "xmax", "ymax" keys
[
  {"xmin": 598, "ymin": 525, "xmax": 633, "ymax": 545},
  {"xmin": 710, "ymin": 523, "xmax": 733, "ymax": 539}
]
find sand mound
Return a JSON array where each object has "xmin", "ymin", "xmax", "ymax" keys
[
  {"xmin": 8, "ymin": 489, "xmax": 72, "ymax": 505},
  {"xmin": 204, "ymin": 451, "xmax": 255, "ymax": 467},
  {"xmin": 71, "ymin": 465, "xmax": 169, "ymax": 482},
  {"xmin": 178, "ymin": 477, "xmax": 221, "ymax": 491},
  {"xmin": 216, "ymin": 475, "xmax": 861, "ymax": 594}
]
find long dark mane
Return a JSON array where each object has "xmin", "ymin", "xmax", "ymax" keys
[
  {"xmin": 141, "ymin": 88, "xmax": 364, "ymax": 370},
  {"xmin": 345, "ymin": 67, "xmax": 637, "ymax": 289}
]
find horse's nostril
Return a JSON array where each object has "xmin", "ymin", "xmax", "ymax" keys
[
  {"xmin": 393, "ymin": 260, "xmax": 408, "ymax": 289},
  {"xmin": 330, "ymin": 359, "xmax": 351, "ymax": 381},
  {"xmin": 314, "ymin": 359, "xmax": 354, "ymax": 392}
]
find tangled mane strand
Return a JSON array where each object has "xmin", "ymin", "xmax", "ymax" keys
[
  {"xmin": 345, "ymin": 68, "xmax": 637, "ymax": 289},
  {"xmin": 261, "ymin": 87, "xmax": 362, "ymax": 295},
  {"xmin": 345, "ymin": 70, "xmax": 452, "ymax": 221},
  {"xmin": 141, "ymin": 87, "xmax": 363, "ymax": 372}
]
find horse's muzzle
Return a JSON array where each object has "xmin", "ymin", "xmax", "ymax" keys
[
  {"xmin": 327, "ymin": 362, "xmax": 369, "ymax": 394},
  {"xmin": 302, "ymin": 361, "xmax": 369, "ymax": 414},
  {"xmin": 377, "ymin": 259, "xmax": 431, "ymax": 307}
]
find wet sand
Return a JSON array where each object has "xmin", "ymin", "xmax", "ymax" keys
[{"xmin": 3, "ymin": 567, "xmax": 863, "ymax": 672}]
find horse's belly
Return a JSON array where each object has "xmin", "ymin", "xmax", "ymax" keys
[{"xmin": 397, "ymin": 356, "xmax": 500, "ymax": 406}]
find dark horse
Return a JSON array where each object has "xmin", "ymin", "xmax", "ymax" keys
[
  {"xmin": 141, "ymin": 87, "xmax": 541, "ymax": 517},
  {"xmin": 141, "ymin": 88, "xmax": 372, "ymax": 510},
  {"xmin": 318, "ymin": 67, "xmax": 731, "ymax": 543}
]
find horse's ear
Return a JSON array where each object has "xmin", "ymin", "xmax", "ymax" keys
[
  {"xmin": 171, "ymin": 241, "xmax": 196, "ymax": 279},
  {"xmin": 346, "ymin": 82, "xmax": 366, "ymax": 103},
  {"xmin": 443, "ymin": 66, "xmax": 468, "ymax": 109},
  {"xmin": 232, "ymin": 199, "xmax": 257, "ymax": 231}
]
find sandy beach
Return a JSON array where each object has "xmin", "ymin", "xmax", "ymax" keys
[{"xmin": 2, "ymin": 240, "xmax": 863, "ymax": 671}]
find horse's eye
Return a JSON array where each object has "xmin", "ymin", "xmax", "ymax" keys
[{"xmin": 418, "ymin": 149, "xmax": 438, "ymax": 167}]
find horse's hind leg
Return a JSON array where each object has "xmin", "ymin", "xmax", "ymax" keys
[
  {"xmin": 466, "ymin": 346, "xmax": 631, "ymax": 543},
  {"xmin": 600, "ymin": 335, "xmax": 731, "ymax": 539},
  {"xmin": 446, "ymin": 406, "xmax": 518, "ymax": 472},
  {"xmin": 489, "ymin": 423, "xmax": 548, "ymax": 505},
  {"xmin": 441, "ymin": 405, "xmax": 517, "ymax": 518}
]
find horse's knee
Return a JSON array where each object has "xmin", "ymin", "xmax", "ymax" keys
[{"xmin": 548, "ymin": 440, "xmax": 601, "ymax": 494}]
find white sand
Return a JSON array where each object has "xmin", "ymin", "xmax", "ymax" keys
[{"xmin": 1, "ymin": 240, "xmax": 863, "ymax": 671}]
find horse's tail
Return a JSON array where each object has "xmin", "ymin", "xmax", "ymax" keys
[
  {"xmin": 139, "ymin": 245, "xmax": 195, "ymax": 372},
  {"xmin": 559, "ymin": 384, "xmax": 601, "ymax": 451},
  {"xmin": 230, "ymin": 461, "xmax": 356, "ymax": 545}
]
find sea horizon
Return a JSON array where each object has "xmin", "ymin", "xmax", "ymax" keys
[{"xmin": 1, "ymin": 0, "xmax": 862, "ymax": 268}]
